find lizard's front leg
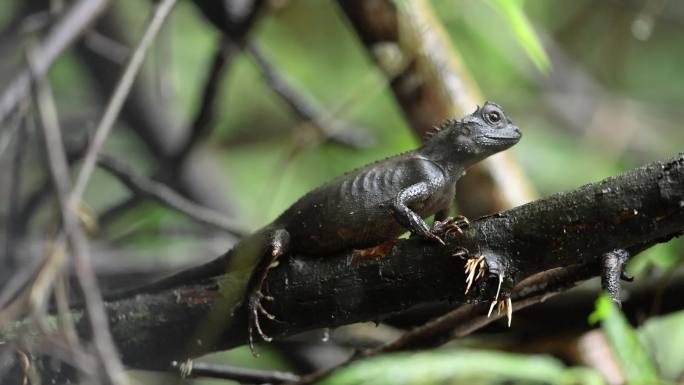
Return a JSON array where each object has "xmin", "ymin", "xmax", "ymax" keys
[
  {"xmin": 433, "ymin": 215, "xmax": 470, "ymax": 236},
  {"xmin": 389, "ymin": 182, "xmax": 445, "ymax": 245},
  {"xmin": 430, "ymin": 185, "xmax": 470, "ymax": 236}
]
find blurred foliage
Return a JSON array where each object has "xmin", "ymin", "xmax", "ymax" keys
[
  {"xmin": 485, "ymin": 0, "xmax": 551, "ymax": 72},
  {"xmin": 318, "ymin": 350, "xmax": 605, "ymax": 385},
  {"xmin": 639, "ymin": 310, "xmax": 684, "ymax": 381},
  {"xmin": 587, "ymin": 295, "xmax": 684, "ymax": 383},
  {"xmin": 589, "ymin": 295, "xmax": 663, "ymax": 384}
]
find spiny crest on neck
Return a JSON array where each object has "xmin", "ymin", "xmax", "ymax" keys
[
  {"xmin": 423, "ymin": 104, "xmax": 487, "ymax": 141},
  {"xmin": 422, "ymin": 118, "xmax": 461, "ymax": 141}
]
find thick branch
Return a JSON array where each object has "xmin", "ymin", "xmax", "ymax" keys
[{"xmin": 98, "ymin": 154, "xmax": 683, "ymax": 370}]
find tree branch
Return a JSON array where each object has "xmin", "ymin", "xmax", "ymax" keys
[
  {"xmin": 97, "ymin": 154, "xmax": 245, "ymax": 237},
  {"xmin": 0, "ymin": 0, "xmax": 110, "ymax": 125},
  {"xmin": 92, "ymin": 154, "xmax": 684, "ymax": 371},
  {"xmin": 29, "ymin": 49, "xmax": 126, "ymax": 385},
  {"xmin": 170, "ymin": 361, "xmax": 300, "ymax": 384},
  {"xmin": 171, "ymin": 36, "xmax": 236, "ymax": 164},
  {"xmin": 4, "ymin": 155, "xmax": 682, "ymax": 383},
  {"xmin": 69, "ymin": 0, "xmax": 177, "ymax": 206},
  {"xmin": 247, "ymin": 44, "xmax": 375, "ymax": 149},
  {"xmin": 290, "ymin": 238, "xmax": 672, "ymax": 385}
]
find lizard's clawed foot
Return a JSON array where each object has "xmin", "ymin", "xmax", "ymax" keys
[
  {"xmin": 486, "ymin": 271, "xmax": 513, "ymax": 326},
  {"xmin": 464, "ymin": 255, "xmax": 486, "ymax": 294},
  {"xmin": 248, "ymin": 289, "xmax": 276, "ymax": 356},
  {"xmin": 463, "ymin": 250, "xmax": 516, "ymax": 326},
  {"xmin": 433, "ymin": 215, "xmax": 470, "ymax": 237},
  {"xmin": 487, "ymin": 297, "xmax": 513, "ymax": 327},
  {"xmin": 421, "ymin": 230, "xmax": 445, "ymax": 246},
  {"xmin": 620, "ymin": 271, "xmax": 634, "ymax": 282}
]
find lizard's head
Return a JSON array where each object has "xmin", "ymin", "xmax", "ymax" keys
[
  {"xmin": 459, "ymin": 102, "xmax": 521, "ymax": 155},
  {"xmin": 422, "ymin": 102, "xmax": 520, "ymax": 166}
]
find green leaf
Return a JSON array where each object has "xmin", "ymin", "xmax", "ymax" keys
[
  {"xmin": 318, "ymin": 350, "xmax": 605, "ymax": 385},
  {"xmin": 485, "ymin": 0, "xmax": 551, "ymax": 72},
  {"xmin": 589, "ymin": 294, "xmax": 664, "ymax": 384},
  {"xmin": 639, "ymin": 310, "xmax": 684, "ymax": 381}
]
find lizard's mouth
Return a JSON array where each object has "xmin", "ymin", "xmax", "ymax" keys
[{"xmin": 484, "ymin": 135, "xmax": 520, "ymax": 142}]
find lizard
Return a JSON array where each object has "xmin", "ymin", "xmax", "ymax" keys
[{"xmin": 115, "ymin": 101, "xmax": 522, "ymax": 354}]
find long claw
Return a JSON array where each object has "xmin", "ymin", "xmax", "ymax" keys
[
  {"xmin": 506, "ymin": 297, "xmax": 513, "ymax": 327},
  {"xmin": 494, "ymin": 273, "xmax": 504, "ymax": 302},
  {"xmin": 487, "ymin": 300, "xmax": 497, "ymax": 317},
  {"xmin": 497, "ymin": 298, "xmax": 505, "ymax": 315},
  {"xmin": 485, "ymin": 298, "xmax": 514, "ymax": 327},
  {"xmin": 445, "ymin": 225, "xmax": 463, "ymax": 235},
  {"xmin": 258, "ymin": 302, "xmax": 276, "ymax": 320},
  {"xmin": 434, "ymin": 216, "xmax": 470, "ymax": 238},
  {"xmin": 248, "ymin": 290, "xmax": 276, "ymax": 356},
  {"xmin": 475, "ymin": 259, "xmax": 485, "ymax": 281},
  {"xmin": 621, "ymin": 272, "xmax": 634, "ymax": 282},
  {"xmin": 464, "ymin": 260, "xmax": 477, "ymax": 294},
  {"xmin": 253, "ymin": 311, "xmax": 273, "ymax": 343},
  {"xmin": 248, "ymin": 325, "xmax": 258, "ymax": 357},
  {"xmin": 464, "ymin": 255, "xmax": 486, "ymax": 295}
]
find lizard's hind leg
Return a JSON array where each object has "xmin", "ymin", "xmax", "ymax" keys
[
  {"xmin": 601, "ymin": 249, "xmax": 631, "ymax": 305},
  {"xmin": 247, "ymin": 228, "xmax": 290, "ymax": 356}
]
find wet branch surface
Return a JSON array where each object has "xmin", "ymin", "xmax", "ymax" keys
[{"xmin": 97, "ymin": 154, "xmax": 684, "ymax": 371}]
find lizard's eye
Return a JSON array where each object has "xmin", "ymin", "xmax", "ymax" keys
[{"xmin": 485, "ymin": 111, "xmax": 501, "ymax": 124}]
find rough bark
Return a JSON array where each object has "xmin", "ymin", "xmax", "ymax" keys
[{"xmin": 91, "ymin": 154, "xmax": 684, "ymax": 370}]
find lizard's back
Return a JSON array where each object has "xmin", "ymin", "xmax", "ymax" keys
[{"xmin": 273, "ymin": 151, "xmax": 451, "ymax": 254}]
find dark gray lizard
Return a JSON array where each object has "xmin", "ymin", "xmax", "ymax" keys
[{"xmin": 116, "ymin": 102, "xmax": 521, "ymax": 353}]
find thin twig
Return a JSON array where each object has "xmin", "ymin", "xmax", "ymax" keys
[
  {"xmin": 3, "ymin": 102, "xmax": 29, "ymax": 270},
  {"xmin": 246, "ymin": 44, "xmax": 374, "ymax": 149},
  {"xmin": 97, "ymin": 195, "xmax": 142, "ymax": 227},
  {"xmin": 0, "ymin": 99, "xmax": 30, "ymax": 156},
  {"xmin": 0, "ymin": 0, "xmax": 110, "ymax": 125},
  {"xmin": 171, "ymin": 361, "xmax": 300, "ymax": 384},
  {"xmin": 98, "ymin": 154, "xmax": 245, "ymax": 237},
  {"xmin": 29, "ymin": 49, "xmax": 127, "ymax": 385},
  {"xmin": 69, "ymin": 0, "xmax": 177, "ymax": 208},
  {"xmin": 25, "ymin": 1, "xmax": 177, "ymax": 383},
  {"xmin": 173, "ymin": 36, "xmax": 235, "ymax": 163},
  {"xmin": 16, "ymin": 131, "xmax": 88, "ymax": 236}
]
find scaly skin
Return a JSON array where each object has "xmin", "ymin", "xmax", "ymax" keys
[{"xmin": 120, "ymin": 102, "xmax": 522, "ymax": 354}]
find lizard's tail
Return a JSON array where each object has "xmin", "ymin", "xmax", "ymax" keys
[
  {"xmin": 103, "ymin": 248, "xmax": 235, "ymax": 302},
  {"xmin": 103, "ymin": 226, "xmax": 275, "ymax": 302}
]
